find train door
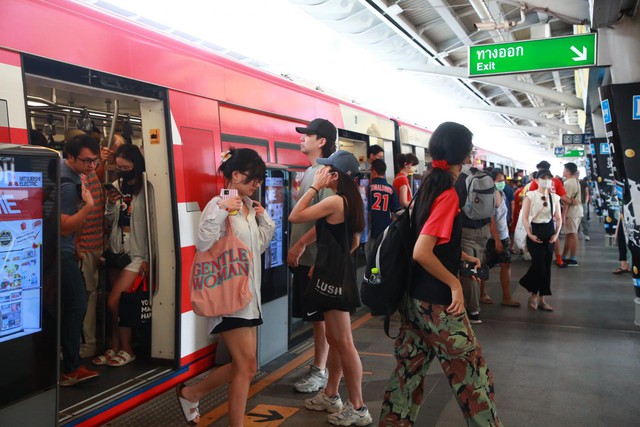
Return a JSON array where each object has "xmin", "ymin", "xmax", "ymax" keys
[{"xmin": 21, "ymin": 56, "xmax": 178, "ymax": 424}]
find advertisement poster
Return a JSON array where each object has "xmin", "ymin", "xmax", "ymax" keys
[
  {"xmin": 265, "ymin": 176, "xmax": 284, "ymax": 269},
  {"xmin": 0, "ymin": 170, "xmax": 43, "ymax": 343},
  {"xmin": 600, "ymin": 83, "xmax": 640, "ymax": 291}
]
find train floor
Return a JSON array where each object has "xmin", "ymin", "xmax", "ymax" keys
[{"xmin": 107, "ymin": 220, "xmax": 640, "ymax": 427}]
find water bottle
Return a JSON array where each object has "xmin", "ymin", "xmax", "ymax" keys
[{"xmin": 369, "ymin": 267, "xmax": 382, "ymax": 285}]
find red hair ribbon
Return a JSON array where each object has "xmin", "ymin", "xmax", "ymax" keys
[{"xmin": 432, "ymin": 160, "xmax": 449, "ymax": 170}]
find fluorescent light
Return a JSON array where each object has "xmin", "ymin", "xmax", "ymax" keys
[
  {"xmin": 89, "ymin": 112, "xmax": 107, "ymax": 118},
  {"xmin": 27, "ymin": 100, "xmax": 48, "ymax": 107}
]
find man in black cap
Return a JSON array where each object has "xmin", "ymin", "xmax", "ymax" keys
[{"xmin": 287, "ymin": 118, "xmax": 337, "ymax": 393}]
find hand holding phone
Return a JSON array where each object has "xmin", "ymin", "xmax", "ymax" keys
[
  {"xmin": 220, "ymin": 189, "xmax": 241, "ymax": 215},
  {"xmin": 103, "ymin": 183, "xmax": 122, "ymax": 204},
  {"xmin": 459, "ymin": 261, "xmax": 489, "ymax": 281}
]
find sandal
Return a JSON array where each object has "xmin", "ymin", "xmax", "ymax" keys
[
  {"xmin": 480, "ymin": 295, "xmax": 494, "ymax": 304},
  {"xmin": 538, "ymin": 302, "xmax": 554, "ymax": 312},
  {"xmin": 501, "ymin": 299, "xmax": 521, "ymax": 307},
  {"xmin": 176, "ymin": 383, "xmax": 200, "ymax": 426},
  {"xmin": 92, "ymin": 349, "xmax": 116, "ymax": 365},
  {"xmin": 107, "ymin": 350, "xmax": 136, "ymax": 367},
  {"xmin": 528, "ymin": 295, "xmax": 538, "ymax": 310},
  {"xmin": 612, "ymin": 268, "xmax": 630, "ymax": 275}
]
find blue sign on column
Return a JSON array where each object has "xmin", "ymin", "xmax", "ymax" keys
[
  {"xmin": 590, "ymin": 143, "xmax": 595, "ymax": 155},
  {"xmin": 602, "ymin": 99, "xmax": 611, "ymax": 124},
  {"xmin": 633, "ymin": 95, "xmax": 640, "ymax": 120},
  {"xmin": 600, "ymin": 142, "xmax": 610, "ymax": 155}
]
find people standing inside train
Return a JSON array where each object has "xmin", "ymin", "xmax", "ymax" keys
[
  {"xmin": 64, "ymin": 129, "xmax": 106, "ymax": 360},
  {"xmin": 454, "ymin": 150, "xmax": 494, "ymax": 325},
  {"xmin": 480, "ymin": 169, "xmax": 520, "ymax": 308},
  {"xmin": 176, "ymin": 148, "xmax": 274, "ymax": 427},
  {"xmin": 287, "ymin": 118, "xmax": 337, "ymax": 394},
  {"xmin": 59, "ymin": 134, "xmax": 101, "ymax": 386},
  {"xmin": 100, "ymin": 133, "xmax": 128, "ymax": 182},
  {"xmin": 367, "ymin": 144, "xmax": 384, "ymax": 167},
  {"xmin": 393, "ymin": 153, "xmax": 419, "ymax": 208},
  {"xmin": 561, "ymin": 162, "xmax": 583, "ymax": 266},
  {"xmin": 289, "ymin": 150, "xmax": 372, "ymax": 426},
  {"xmin": 379, "ymin": 122, "xmax": 501, "ymax": 427},
  {"xmin": 528, "ymin": 160, "xmax": 571, "ymax": 268},
  {"xmin": 366, "ymin": 159, "xmax": 399, "ymax": 257},
  {"xmin": 519, "ymin": 169, "xmax": 562, "ymax": 311},
  {"xmin": 93, "ymin": 144, "xmax": 156, "ymax": 367}
]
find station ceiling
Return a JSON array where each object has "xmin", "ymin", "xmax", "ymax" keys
[
  {"xmin": 289, "ymin": 0, "xmax": 638, "ymax": 150},
  {"xmin": 79, "ymin": 0, "xmax": 638, "ymax": 162}
]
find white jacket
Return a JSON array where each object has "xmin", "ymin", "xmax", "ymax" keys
[{"xmin": 196, "ymin": 196, "xmax": 275, "ymax": 332}]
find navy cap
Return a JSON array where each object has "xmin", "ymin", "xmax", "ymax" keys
[
  {"xmin": 295, "ymin": 118, "xmax": 337, "ymax": 144},
  {"xmin": 316, "ymin": 150, "xmax": 360, "ymax": 177}
]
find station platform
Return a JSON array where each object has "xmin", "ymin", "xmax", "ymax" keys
[{"xmin": 108, "ymin": 222, "xmax": 640, "ymax": 427}]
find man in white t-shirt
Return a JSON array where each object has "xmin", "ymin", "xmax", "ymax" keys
[{"xmin": 561, "ymin": 162, "xmax": 583, "ymax": 266}]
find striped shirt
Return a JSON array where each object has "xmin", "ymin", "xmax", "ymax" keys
[{"xmin": 77, "ymin": 172, "xmax": 105, "ymax": 252}]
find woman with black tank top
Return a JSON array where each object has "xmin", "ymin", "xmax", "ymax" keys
[
  {"xmin": 379, "ymin": 122, "xmax": 502, "ymax": 427},
  {"xmin": 289, "ymin": 150, "xmax": 372, "ymax": 426}
]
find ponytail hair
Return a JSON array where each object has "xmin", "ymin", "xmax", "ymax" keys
[
  {"xmin": 413, "ymin": 122, "xmax": 473, "ymax": 229},
  {"xmin": 395, "ymin": 152, "xmax": 419, "ymax": 172}
]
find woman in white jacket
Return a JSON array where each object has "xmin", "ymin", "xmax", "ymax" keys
[
  {"xmin": 177, "ymin": 148, "xmax": 275, "ymax": 427},
  {"xmin": 93, "ymin": 144, "xmax": 155, "ymax": 367}
]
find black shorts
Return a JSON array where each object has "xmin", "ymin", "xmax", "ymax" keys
[
  {"xmin": 210, "ymin": 317, "xmax": 263, "ymax": 334},
  {"xmin": 291, "ymin": 265, "xmax": 324, "ymax": 322},
  {"xmin": 485, "ymin": 237, "xmax": 512, "ymax": 267}
]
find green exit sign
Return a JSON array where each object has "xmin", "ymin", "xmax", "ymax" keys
[{"xmin": 468, "ymin": 34, "xmax": 597, "ymax": 77}]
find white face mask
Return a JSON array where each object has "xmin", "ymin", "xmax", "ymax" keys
[
  {"xmin": 461, "ymin": 164, "xmax": 472, "ymax": 175},
  {"xmin": 538, "ymin": 179, "xmax": 551, "ymax": 189}
]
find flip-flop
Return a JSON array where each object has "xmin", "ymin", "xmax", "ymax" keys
[
  {"xmin": 176, "ymin": 383, "xmax": 200, "ymax": 426},
  {"xmin": 501, "ymin": 300, "xmax": 521, "ymax": 307},
  {"xmin": 612, "ymin": 268, "xmax": 630, "ymax": 275}
]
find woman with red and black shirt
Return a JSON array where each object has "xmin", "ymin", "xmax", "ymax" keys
[{"xmin": 379, "ymin": 122, "xmax": 502, "ymax": 427}]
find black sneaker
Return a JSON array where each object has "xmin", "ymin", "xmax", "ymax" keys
[
  {"xmin": 566, "ymin": 259, "xmax": 578, "ymax": 267},
  {"xmin": 556, "ymin": 261, "xmax": 568, "ymax": 268},
  {"xmin": 468, "ymin": 313, "xmax": 482, "ymax": 324}
]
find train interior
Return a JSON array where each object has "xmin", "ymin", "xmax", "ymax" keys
[{"xmin": 23, "ymin": 56, "xmax": 178, "ymax": 424}]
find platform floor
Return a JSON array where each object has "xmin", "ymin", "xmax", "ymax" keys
[{"xmin": 108, "ymin": 221, "xmax": 640, "ymax": 427}]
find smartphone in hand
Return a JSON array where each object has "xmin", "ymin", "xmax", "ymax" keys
[
  {"xmin": 220, "ymin": 188, "xmax": 239, "ymax": 215},
  {"xmin": 459, "ymin": 261, "xmax": 489, "ymax": 281}
]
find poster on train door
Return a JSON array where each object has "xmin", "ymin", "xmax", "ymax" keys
[{"xmin": 0, "ymin": 168, "xmax": 43, "ymax": 343}]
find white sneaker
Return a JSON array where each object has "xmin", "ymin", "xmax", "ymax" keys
[
  {"xmin": 294, "ymin": 365, "xmax": 328, "ymax": 393},
  {"xmin": 523, "ymin": 252, "xmax": 532, "ymax": 261},
  {"xmin": 304, "ymin": 389, "xmax": 343, "ymax": 413},
  {"xmin": 328, "ymin": 402, "xmax": 373, "ymax": 426}
]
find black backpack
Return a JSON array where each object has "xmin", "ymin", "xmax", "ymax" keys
[{"xmin": 361, "ymin": 194, "xmax": 418, "ymax": 338}]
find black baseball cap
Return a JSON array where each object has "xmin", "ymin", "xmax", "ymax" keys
[
  {"xmin": 295, "ymin": 118, "xmax": 337, "ymax": 144},
  {"xmin": 316, "ymin": 150, "xmax": 360, "ymax": 177},
  {"xmin": 536, "ymin": 160, "xmax": 551, "ymax": 170}
]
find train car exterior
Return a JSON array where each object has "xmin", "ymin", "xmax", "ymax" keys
[{"xmin": 0, "ymin": 1, "xmax": 427, "ymax": 425}]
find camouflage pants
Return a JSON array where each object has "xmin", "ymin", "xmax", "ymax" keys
[{"xmin": 379, "ymin": 298, "xmax": 502, "ymax": 427}]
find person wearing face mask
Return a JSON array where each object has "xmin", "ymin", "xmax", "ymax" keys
[
  {"xmin": 93, "ymin": 144, "xmax": 156, "ymax": 367},
  {"xmin": 528, "ymin": 160, "xmax": 572, "ymax": 267},
  {"xmin": 480, "ymin": 169, "xmax": 520, "ymax": 307},
  {"xmin": 454, "ymin": 150, "xmax": 495, "ymax": 324},
  {"xmin": 519, "ymin": 170, "xmax": 562, "ymax": 311}
]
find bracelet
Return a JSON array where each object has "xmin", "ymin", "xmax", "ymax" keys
[{"xmin": 309, "ymin": 186, "xmax": 319, "ymax": 193}]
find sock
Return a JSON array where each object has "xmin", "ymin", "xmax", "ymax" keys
[
  {"xmin": 571, "ymin": 256, "xmax": 576, "ymax": 261},
  {"xmin": 556, "ymin": 254, "xmax": 563, "ymax": 263}
]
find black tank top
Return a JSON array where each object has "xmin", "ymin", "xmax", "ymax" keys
[{"xmin": 409, "ymin": 214, "xmax": 462, "ymax": 305}]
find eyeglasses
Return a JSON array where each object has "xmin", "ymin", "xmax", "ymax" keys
[
  {"xmin": 240, "ymin": 172, "xmax": 263, "ymax": 186},
  {"xmin": 77, "ymin": 157, "xmax": 100, "ymax": 166},
  {"xmin": 541, "ymin": 196, "xmax": 548, "ymax": 207}
]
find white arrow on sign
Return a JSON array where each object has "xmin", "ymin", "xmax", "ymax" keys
[{"xmin": 570, "ymin": 46, "xmax": 587, "ymax": 61}]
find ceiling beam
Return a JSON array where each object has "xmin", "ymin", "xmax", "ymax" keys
[
  {"xmin": 461, "ymin": 104, "xmax": 583, "ymax": 132},
  {"xmin": 400, "ymin": 64, "xmax": 583, "ymax": 109},
  {"xmin": 491, "ymin": 125, "xmax": 560, "ymax": 138}
]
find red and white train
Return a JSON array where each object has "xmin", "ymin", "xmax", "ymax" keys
[{"xmin": 0, "ymin": 1, "xmax": 522, "ymax": 425}]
